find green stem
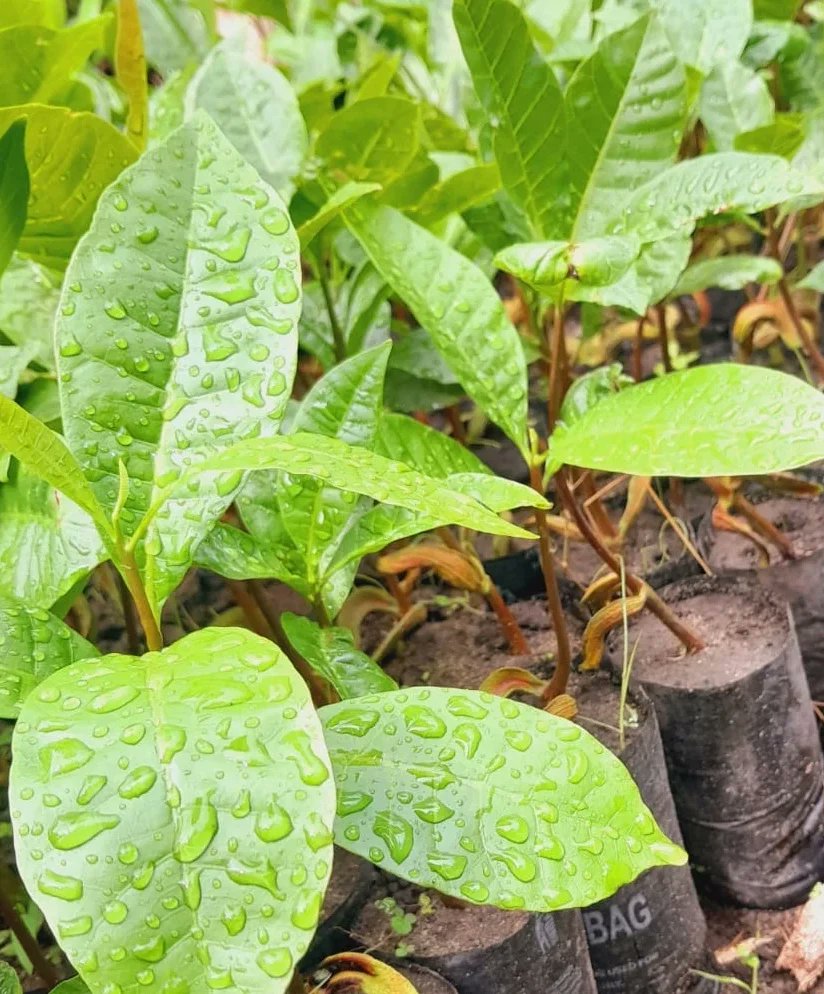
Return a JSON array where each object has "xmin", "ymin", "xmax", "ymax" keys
[{"xmin": 317, "ymin": 259, "xmax": 347, "ymax": 364}]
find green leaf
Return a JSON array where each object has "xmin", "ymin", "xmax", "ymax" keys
[
  {"xmin": 11, "ymin": 627, "xmax": 335, "ymax": 994},
  {"xmin": 0, "ymin": 256, "xmax": 60, "ymax": 368},
  {"xmin": 297, "ymin": 181, "xmax": 382, "ymax": 249},
  {"xmin": 55, "ymin": 114, "xmax": 301, "ymax": 611},
  {"xmin": 194, "ymin": 521, "xmax": 308, "ymax": 592},
  {"xmin": 673, "ymin": 255, "xmax": 783, "ymax": 296},
  {"xmin": 614, "ymin": 153, "xmax": 824, "ymax": 244},
  {"xmin": 649, "ymin": 0, "xmax": 752, "ymax": 73},
  {"xmin": 0, "ymin": 463, "xmax": 107, "ymax": 609},
  {"xmin": 735, "ymin": 114, "xmax": 807, "ymax": 158},
  {"xmin": 0, "ymin": 962, "xmax": 21, "ymax": 994},
  {"xmin": 0, "ymin": 0, "xmax": 64, "ymax": 29},
  {"xmin": 0, "ymin": 120, "xmax": 28, "ymax": 277},
  {"xmin": 562, "ymin": 14, "xmax": 687, "ymax": 241},
  {"xmin": 321, "ymin": 688, "xmax": 684, "ymax": 909},
  {"xmin": 50, "ymin": 980, "xmax": 90, "ymax": 994},
  {"xmin": 410, "ymin": 162, "xmax": 501, "ymax": 227},
  {"xmin": 0, "ymin": 395, "xmax": 111, "ymax": 539},
  {"xmin": 341, "ymin": 199, "xmax": 530, "ymax": 458},
  {"xmin": 0, "ymin": 18, "xmax": 110, "ymax": 107},
  {"xmin": 374, "ymin": 413, "xmax": 490, "ymax": 478},
  {"xmin": 0, "ymin": 105, "xmax": 137, "ymax": 270},
  {"xmin": 700, "ymin": 61, "xmax": 774, "ymax": 151},
  {"xmin": 315, "ymin": 96, "xmax": 423, "ymax": 190},
  {"xmin": 282, "ymin": 613, "xmax": 398, "ymax": 699},
  {"xmin": 186, "ymin": 42, "xmax": 308, "ymax": 200},
  {"xmin": 495, "ymin": 235, "xmax": 641, "ymax": 293},
  {"xmin": 799, "ymin": 259, "xmax": 824, "ymax": 291},
  {"xmin": 137, "ymin": 0, "xmax": 210, "ymax": 75},
  {"xmin": 0, "ymin": 599, "xmax": 98, "ymax": 718},
  {"xmin": 116, "ymin": 0, "xmax": 148, "ymax": 151},
  {"xmin": 453, "ymin": 0, "xmax": 564, "ymax": 237},
  {"xmin": 0, "ymin": 343, "xmax": 37, "ymax": 399},
  {"xmin": 189, "ymin": 432, "xmax": 540, "ymax": 540},
  {"xmin": 550, "ymin": 365, "xmax": 824, "ymax": 477}
]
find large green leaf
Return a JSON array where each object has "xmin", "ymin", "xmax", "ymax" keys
[
  {"xmin": 11, "ymin": 628, "xmax": 335, "ymax": 994},
  {"xmin": 0, "ymin": 0, "xmax": 64, "ymax": 29},
  {"xmin": 700, "ymin": 61, "xmax": 774, "ymax": 151},
  {"xmin": 341, "ymin": 200, "xmax": 530, "ymax": 458},
  {"xmin": 321, "ymin": 688, "xmax": 684, "ymax": 909},
  {"xmin": 55, "ymin": 114, "xmax": 301, "ymax": 612},
  {"xmin": 281, "ymin": 613, "xmax": 398, "ymax": 699},
  {"xmin": 0, "ymin": 18, "xmax": 109, "ymax": 107},
  {"xmin": 0, "ymin": 599, "xmax": 98, "ymax": 718},
  {"xmin": 563, "ymin": 14, "xmax": 686, "ymax": 242},
  {"xmin": 0, "ymin": 395, "xmax": 111, "ymax": 538},
  {"xmin": 410, "ymin": 162, "xmax": 501, "ymax": 228},
  {"xmin": 673, "ymin": 255, "xmax": 783, "ymax": 296},
  {"xmin": 613, "ymin": 153, "xmax": 824, "ymax": 244},
  {"xmin": 186, "ymin": 42, "xmax": 308, "ymax": 200},
  {"xmin": 0, "ymin": 105, "xmax": 137, "ymax": 270},
  {"xmin": 0, "ymin": 120, "xmax": 28, "ymax": 277},
  {"xmin": 137, "ymin": 0, "xmax": 210, "ymax": 76},
  {"xmin": 194, "ymin": 521, "xmax": 308, "ymax": 592},
  {"xmin": 184, "ymin": 433, "xmax": 541, "ymax": 540},
  {"xmin": 550, "ymin": 365, "xmax": 824, "ymax": 476},
  {"xmin": 453, "ymin": 0, "xmax": 564, "ymax": 237},
  {"xmin": 0, "ymin": 464, "xmax": 106, "ymax": 610},
  {"xmin": 649, "ymin": 0, "xmax": 752, "ymax": 73},
  {"xmin": 0, "ymin": 256, "xmax": 61, "ymax": 368}
]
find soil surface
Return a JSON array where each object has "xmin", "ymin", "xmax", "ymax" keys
[
  {"xmin": 397, "ymin": 964, "xmax": 459, "ymax": 993},
  {"xmin": 705, "ymin": 496, "xmax": 824, "ymax": 569},
  {"xmin": 628, "ymin": 586, "xmax": 787, "ymax": 688}
]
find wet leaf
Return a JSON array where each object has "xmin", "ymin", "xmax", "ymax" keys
[
  {"xmin": 0, "ymin": 343, "xmax": 37, "ymax": 399},
  {"xmin": 186, "ymin": 42, "xmax": 308, "ymax": 200},
  {"xmin": 298, "ymin": 181, "xmax": 382, "ymax": 248},
  {"xmin": 0, "ymin": 464, "xmax": 107, "ymax": 610},
  {"xmin": 0, "ymin": 17, "xmax": 110, "ymax": 107},
  {"xmin": 0, "ymin": 962, "xmax": 21, "ymax": 994},
  {"xmin": 374, "ymin": 413, "xmax": 490, "ymax": 478},
  {"xmin": 341, "ymin": 200, "xmax": 529, "ymax": 457},
  {"xmin": 194, "ymin": 522, "xmax": 308, "ymax": 594},
  {"xmin": 321, "ymin": 688, "xmax": 685, "ymax": 910},
  {"xmin": 700, "ymin": 61, "xmax": 774, "ymax": 151},
  {"xmin": 136, "ymin": 0, "xmax": 210, "ymax": 76},
  {"xmin": 453, "ymin": 0, "xmax": 564, "ymax": 237},
  {"xmin": 11, "ymin": 628, "xmax": 335, "ymax": 994},
  {"xmin": 650, "ymin": 0, "xmax": 752, "ymax": 73},
  {"xmin": 0, "ymin": 120, "xmax": 28, "ymax": 278},
  {"xmin": 673, "ymin": 255, "xmax": 783, "ymax": 295},
  {"xmin": 0, "ymin": 105, "xmax": 137, "ymax": 270},
  {"xmin": 551, "ymin": 365, "xmax": 824, "ymax": 477},
  {"xmin": 0, "ymin": 598, "xmax": 98, "ymax": 718},
  {"xmin": 0, "ymin": 256, "xmax": 60, "ymax": 368},
  {"xmin": 55, "ymin": 114, "xmax": 301, "ymax": 613},
  {"xmin": 281, "ymin": 613, "xmax": 398, "ymax": 699}
]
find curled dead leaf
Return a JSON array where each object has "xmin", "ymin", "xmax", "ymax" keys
[
  {"xmin": 581, "ymin": 587, "xmax": 648, "ymax": 671},
  {"xmin": 378, "ymin": 544, "xmax": 489, "ymax": 594},
  {"xmin": 316, "ymin": 953, "xmax": 420, "ymax": 994},
  {"xmin": 479, "ymin": 666, "xmax": 549, "ymax": 699}
]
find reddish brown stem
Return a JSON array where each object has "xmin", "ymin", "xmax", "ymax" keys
[
  {"xmin": 555, "ymin": 470, "xmax": 705, "ymax": 653},
  {"xmin": 485, "ymin": 583, "xmax": 530, "ymax": 654},
  {"xmin": 656, "ymin": 304, "xmax": 673, "ymax": 373},
  {"xmin": 547, "ymin": 304, "xmax": 566, "ymax": 433},
  {"xmin": 777, "ymin": 277, "xmax": 824, "ymax": 384},
  {"xmin": 227, "ymin": 580, "xmax": 270, "ymax": 637},
  {"xmin": 384, "ymin": 572, "xmax": 412, "ymax": 615},
  {"xmin": 529, "ymin": 464, "xmax": 572, "ymax": 700}
]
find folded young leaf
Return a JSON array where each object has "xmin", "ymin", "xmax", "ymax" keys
[
  {"xmin": 495, "ymin": 236, "xmax": 641, "ymax": 292},
  {"xmin": 341, "ymin": 200, "xmax": 530, "ymax": 458},
  {"xmin": 321, "ymin": 689, "xmax": 684, "ymax": 910},
  {"xmin": 0, "ymin": 106, "xmax": 137, "ymax": 270},
  {"xmin": 188, "ymin": 433, "xmax": 540, "ymax": 540},
  {"xmin": 0, "ymin": 120, "xmax": 28, "ymax": 279},
  {"xmin": 186, "ymin": 42, "xmax": 308, "ymax": 199},
  {"xmin": 453, "ymin": 0, "xmax": 565, "ymax": 237},
  {"xmin": 550, "ymin": 365, "xmax": 824, "ymax": 477},
  {"xmin": 298, "ymin": 181, "xmax": 382, "ymax": 248},
  {"xmin": 282, "ymin": 613, "xmax": 398, "ymax": 699},
  {"xmin": 56, "ymin": 113, "xmax": 301, "ymax": 612},
  {"xmin": 673, "ymin": 255, "xmax": 783, "ymax": 296},
  {"xmin": 0, "ymin": 598, "xmax": 98, "ymax": 718},
  {"xmin": 11, "ymin": 628, "xmax": 335, "ymax": 994}
]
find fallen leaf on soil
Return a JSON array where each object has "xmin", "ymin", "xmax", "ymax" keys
[{"xmin": 777, "ymin": 884, "xmax": 824, "ymax": 991}]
